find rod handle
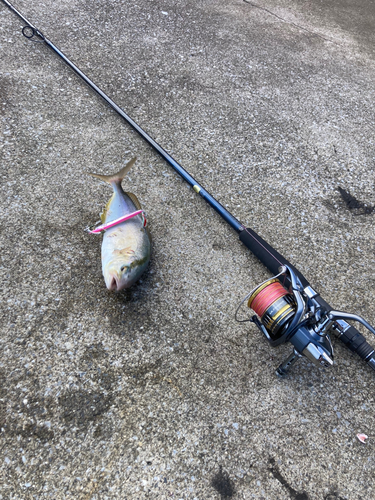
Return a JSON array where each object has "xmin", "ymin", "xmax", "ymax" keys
[
  {"xmin": 239, "ymin": 227, "xmax": 310, "ymax": 289},
  {"xmin": 337, "ymin": 324, "xmax": 375, "ymax": 367}
]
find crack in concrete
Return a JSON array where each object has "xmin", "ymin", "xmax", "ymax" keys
[{"xmin": 243, "ymin": 0, "xmax": 339, "ymax": 45}]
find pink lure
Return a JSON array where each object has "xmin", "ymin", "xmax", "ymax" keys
[{"xmin": 86, "ymin": 210, "xmax": 144, "ymax": 234}]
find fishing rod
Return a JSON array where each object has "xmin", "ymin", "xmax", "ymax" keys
[{"xmin": 3, "ymin": 0, "xmax": 375, "ymax": 376}]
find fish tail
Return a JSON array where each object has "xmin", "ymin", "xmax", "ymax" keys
[{"xmin": 88, "ymin": 157, "xmax": 137, "ymax": 185}]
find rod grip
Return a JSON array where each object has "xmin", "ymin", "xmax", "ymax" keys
[
  {"xmin": 338, "ymin": 325, "xmax": 375, "ymax": 361},
  {"xmin": 239, "ymin": 227, "xmax": 310, "ymax": 288}
]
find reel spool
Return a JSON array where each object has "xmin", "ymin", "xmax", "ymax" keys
[{"xmin": 247, "ymin": 278, "xmax": 296, "ymax": 341}]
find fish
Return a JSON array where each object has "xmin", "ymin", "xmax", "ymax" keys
[{"xmin": 88, "ymin": 158, "xmax": 151, "ymax": 291}]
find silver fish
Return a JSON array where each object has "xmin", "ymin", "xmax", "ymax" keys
[{"xmin": 89, "ymin": 158, "xmax": 151, "ymax": 291}]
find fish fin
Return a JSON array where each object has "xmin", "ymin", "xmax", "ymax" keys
[
  {"xmin": 126, "ymin": 193, "xmax": 151, "ymax": 242},
  {"xmin": 100, "ymin": 194, "xmax": 115, "ymax": 223},
  {"xmin": 145, "ymin": 225, "xmax": 152, "ymax": 244},
  {"xmin": 125, "ymin": 192, "xmax": 143, "ymax": 210},
  {"xmin": 88, "ymin": 157, "xmax": 137, "ymax": 185}
]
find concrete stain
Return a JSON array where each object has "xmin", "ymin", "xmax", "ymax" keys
[
  {"xmin": 2, "ymin": 372, "xmax": 55, "ymax": 442},
  {"xmin": 211, "ymin": 466, "xmax": 236, "ymax": 498},
  {"xmin": 82, "ymin": 343, "xmax": 108, "ymax": 362},
  {"xmin": 268, "ymin": 457, "xmax": 309, "ymax": 500},
  {"xmin": 324, "ymin": 493, "xmax": 346, "ymax": 500},
  {"xmin": 338, "ymin": 186, "xmax": 374, "ymax": 215},
  {"xmin": 58, "ymin": 389, "xmax": 113, "ymax": 426},
  {"xmin": 9, "ymin": 422, "xmax": 55, "ymax": 443},
  {"xmin": 125, "ymin": 359, "xmax": 163, "ymax": 386}
]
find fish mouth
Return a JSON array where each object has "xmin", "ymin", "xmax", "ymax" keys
[
  {"xmin": 108, "ymin": 274, "xmax": 123, "ymax": 291},
  {"xmin": 108, "ymin": 275, "xmax": 118, "ymax": 291},
  {"xmin": 107, "ymin": 273, "xmax": 129, "ymax": 292}
]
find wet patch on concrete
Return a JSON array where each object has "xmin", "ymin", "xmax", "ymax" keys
[
  {"xmin": 58, "ymin": 389, "xmax": 113, "ymax": 427},
  {"xmin": 324, "ymin": 492, "xmax": 346, "ymax": 500},
  {"xmin": 115, "ymin": 276, "xmax": 152, "ymax": 304},
  {"xmin": 269, "ymin": 457, "xmax": 309, "ymax": 500},
  {"xmin": 0, "ymin": 75, "xmax": 11, "ymax": 113},
  {"xmin": 123, "ymin": 358, "xmax": 177, "ymax": 391},
  {"xmin": 9, "ymin": 422, "xmax": 55, "ymax": 443},
  {"xmin": 211, "ymin": 466, "xmax": 236, "ymax": 498},
  {"xmin": 2, "ymin": 373, "xmax": 56, "ymax": 443},
  {"xmin": 81, "ymin": 342, "xmax": 109, "ymax": 363},
  {"xmin": 212, "ymin": 240, "xmax": 227, "ymax": 251},
  {"xmin": 338, "ymin": 186, "xmax": 374, "ymax": 215},
  {"xmin": 93, "ymin": 423, "xmax": 107, "ymax": 439}
]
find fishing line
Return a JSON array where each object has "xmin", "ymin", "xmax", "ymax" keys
[
  {"xmin": 241, "ymin": 226, "xmax": 284, "ymax": 267},
  {"xmin": 235, "ymin": 268, "xmax": 286, "ymax": 324},
  {"xmin": 249, "ymin": 280, "xmax": 290, "ymax": 318}
]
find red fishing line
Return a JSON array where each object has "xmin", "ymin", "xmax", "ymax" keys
[{"xmin": 250, "ymin": 281, "xmax": 289, "ymax": 318}]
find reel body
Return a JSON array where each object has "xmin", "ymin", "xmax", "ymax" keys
[{"xmin": 237, "ymin": 266, "xmax": 375, "ymax": 375}]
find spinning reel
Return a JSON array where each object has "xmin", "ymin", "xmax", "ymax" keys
[{"xmin": 236, "ymin": 266, "xmax": 375, "ymax": 376}]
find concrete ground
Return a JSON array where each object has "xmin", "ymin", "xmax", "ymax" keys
[{"xmin": 1, "ymin": 0, "xmax": 375, "ymax": 498}]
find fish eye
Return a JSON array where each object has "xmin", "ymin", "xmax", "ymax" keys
[{"xmin": 121, "ymin": 265, "xmax": 129, "ymax": 272}]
